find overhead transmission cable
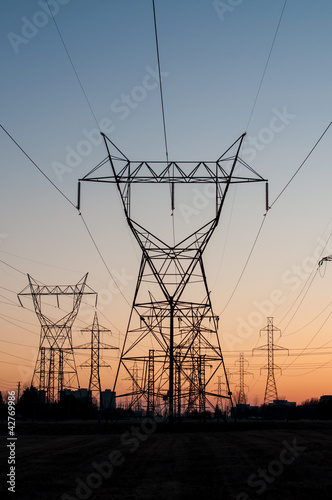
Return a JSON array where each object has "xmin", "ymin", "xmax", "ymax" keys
[
  {"xmin": 78, "ymin": 213, "xmax": 132, "ymax": 308},
  {"xmin": 43, "ymin": 0, "xmax": 141, "ymax": 297},
  {"xmin": 152, "ymin": 0, "xmax": 175, "ymax": 246},
  {"xmin": 281, "ymin": 309, "xmax": 332, "ymax": 373},
  {"xmin": 246, "ymin": 0, "xmax": 288, "ymax": 131},
  {"xmin": 219, "ymin": 217, "xmax": 266, "ymax": 315},
  {"xmin": 0, "ymin": 124, "xmax": 76, "ymax": 209},
  {"xmin": 0, "ymin": 125, "xmax": 132, "ymax": 311},
  {"xmin": 152, "ymin": 0, "xmax": 169, "ymax": 167},
  {"xmin": 217, "ymin": 2, "xmax": 330, "ymax": 317},
  {"xmin": 275, "ymin": 219, "xmax": 332, "ymax": 335},
  {"xmin": 283, "ymin": 298, "xmax": 332, "ymax": 337},
  {"xmin": 0, "ymin": 251, "xmax": 126, "ymax": 334},
  {"xmin": 46, "ymin": 0, "xmax": 100, "ymax": 130},
  {"xmin": 219, "ymin": 121, "xmax": 332, "ymax": 315},
  {"xmin": 0, "ymin": 249, "xmax": 92, "ymax": 275},
  {"xmin": 217, "ymin": 2, "xmax": 287, "ymax": 313},
  {"xmin": 0, "ymin": 314, "xmax": 39, "ymax": 336},
  {"xmin": 270, "ymin": 121, "xmax": 332, "ymax": 207},
  {"xmin": 283, "ymin": 358, "xmax": 332, "ymax": 377},
  {"xmin": 0, "ymin": 257, "xmax": 26, "ymax": 276}
]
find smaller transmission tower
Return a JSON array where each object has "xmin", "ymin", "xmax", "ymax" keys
[
  {"xmin": 77, "ymin": 312, "xmax": 118, "ymax": 408},
  {"xmin": 253, "ymin": 318, "xmax": 288, "ymax": 405},
  {"xmin": 18, "ymin": 274, "xmax": 96, "ymax": 403},
  {"xmin": 233, "ymin": 353, "xmax": 252, "ymax": 405}
]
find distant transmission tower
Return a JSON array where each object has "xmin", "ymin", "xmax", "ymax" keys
[
  {"xmin": 253, "ymin": 317, "xmax": 288, "ymax": 405},
  {"xmin": 234, "ymin": 352, "xmax": 252, "ymax": 404},
  {"xmin": 79, "ymin": 133, "xmax": 267, "ymax": 422},
  {"xmin": 18, "ymin": 274, "xmax": 96, "ymax": 403},
  {"xmin": 77, "ymin": 312, "xmax": 118, "ymax": 408}
]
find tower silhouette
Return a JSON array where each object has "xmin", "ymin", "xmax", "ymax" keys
[
  {"xmin": 18, "ymin": 274, "xmax": 96, "ymax": 403},
  {"xmin": 234, "ymin": 352, "xmax": 252, "ymax": 404},
  {"xmin": 79, "ymin": 133, "xmax": 266, "ymax": 421},
  {"xmin": 78, "ymin": 312, "xmax": 118, "ymax": 408},
  {"xmin": 253, "ymin": 317, "xmax": 288, "ymax": 405}
]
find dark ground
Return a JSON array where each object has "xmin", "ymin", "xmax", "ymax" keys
[{"xmin": 1, "ymin": 420, "xmax": 332, "ymax": 500}]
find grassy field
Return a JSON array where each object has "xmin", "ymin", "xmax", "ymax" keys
[{"xmin": 1, "ymin": 420, "xmax": 332, "ymax": 499}]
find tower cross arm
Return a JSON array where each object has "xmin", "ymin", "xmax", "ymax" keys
[{"xmin": 319, "ymin": 254, "xmax": 332, "ymax": 266}]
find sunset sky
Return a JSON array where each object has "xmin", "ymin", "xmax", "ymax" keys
[{"xmin": 1, "ymin": 0, "xmax": 332, "ymax": 406}]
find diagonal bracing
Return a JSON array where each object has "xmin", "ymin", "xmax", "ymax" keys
[
  {"xmin": 79, "ymin": 133, "xmax": 267, "ymax": 422},
  {"xmin": 18, "ymin": 274, "xmax": 96, "ymax": 403}
]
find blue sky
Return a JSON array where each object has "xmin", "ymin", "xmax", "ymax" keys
[{"xmin": 1, "ymin": 0, "xmax": 332, "ymax": 403}]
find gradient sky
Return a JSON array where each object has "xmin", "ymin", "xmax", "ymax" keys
[{"xmin": 1, "ymin": 0, "xmax": 332, "ymax": 405}]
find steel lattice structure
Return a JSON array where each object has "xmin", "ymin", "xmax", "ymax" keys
[
  {"xmin": 79, "ymin": 133, "xmax": 267, "ymax": 421},
  {"xmin": 77, "ymin": 311, "xmax": 118, "ymax": 408},
  {"xmin": 234, "ymin": 352, "xmax": 252, "ymax": 405},
  {"xmin": 18, "ymin": 274, "xmax": 96, "ymax": 403},
  {"xmin": 253, "ymin": 317, "xmax": 288, "ymax": 405}
]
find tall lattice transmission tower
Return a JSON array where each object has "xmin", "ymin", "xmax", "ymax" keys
[
  {"xmin": 18, "ymin": 274, "xmax": 96, "ymax": 403},
  {"xmin": 234, "ymin": 352, "xmax": 252, "ymax": 405},
  {"xmin": 253, "ymin": 317, "xmax": 288, "ymax": 405},
  {"xmin": 77, "ymin": 312, "xmax": 118, "ymax": 408},
  {"xmin": 79, "ymin": 133, "xmax": 267, "ymax": 421}
]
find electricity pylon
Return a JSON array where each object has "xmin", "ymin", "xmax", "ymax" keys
[
  {"xmin": 79, "ymin": 133, "xmax": 267, "ymax": 422},
  {"xmin": 253, "ymin": 317, "xmax": 288, "ymax": 405},
  {"xmin": 18, "ymin": 274, "xmax": 96, "ymax": 403},
  {"xmin": 233, "ymin": 352, "xmax": 253, "ymax": 404},
  {"xmin": 76, "ymin": 312, "xmax": 118, "ymax": 408}
]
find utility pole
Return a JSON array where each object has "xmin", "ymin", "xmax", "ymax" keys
[{"xmin": 253, "ymin": 317, "xmax": 288, "ymax": 405}]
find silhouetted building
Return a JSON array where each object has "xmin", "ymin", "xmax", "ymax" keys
[
  {"xmin": 319, "ymin": 395, "xmax": 332, "ymax": 404},
  {"xmin": 101, "ymin": 390, "xmax": 116, "ymax": 411},
  {"xmin": 269, "ymin": 399, "xmax": 296, "ymax": 407},
  {"xmin": 63, "ymin": 388, "xmax": 89, "ymax": 401}
]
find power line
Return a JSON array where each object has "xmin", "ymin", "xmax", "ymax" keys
[
  {"xmin": 0, "ymin": 124, "xmax": 76, "ymax": 209},
  {"xmin": 152, "ymin": 0, "xmax": 176, "ymax": 248},
  {"xmin": 46, "ymin": 0, "xmax": 100, "ymax": 130},
  {"xmin": 0, "ymin": 313, "xmax": 38, "ymax": 327},
  {"xmin": 283, "ymin": 357, "xmax": 332, "ymax": 377},
  {"xmin": 279, "ymin": 268, "xmax": 319, "ymax": 333},
  {"xmin": 283, "ymin": 298, "xmax": 332, "ymax": 337},
  {"xmin": 0, "ymin": 348, "xmax": 33, "ymax": 363},
  {"xmin": 0, "ymin": 300, "xmax": 20, "ymax": 308},
  {"xmin": 0, "ymin": 294, "xmax": 18, "ymax": 306},
  {"xmin": 212, "ymin": 2, "xmax": 287, "ymax": 305},
  {"xmin": 270, "ymin": 121, "xmax": 332, "ymax": 208},
  {"xmin": 281, "ymin": 309, "xmax": 332, "ymax": 373},
  {"xmin": 278, "ymin": 231, "xmax": 332, "ymax": 332},
  {"xmin": 0, "ymin": 258, "xmax": 26, "ymax": 276},
  {"xmin": 246, "ymin": 0, "xmax": 288, "ymax": 130},
  {"xmin": 0, "ymin": 127, "xmax": 133, "ymax": 317},
  {"xmin": 0, "ymin": 360, "xmax": 31, "ymax": 368},
  {"xmin": 152, "ymin": 0, "xmax": 169, "ymax": 166},
  {"xmin": 0, "ymin": 314, "xmax": 39, "ymax": 336},
  {"xmin": 218, "ymin": 122, "xmax": 332, "ymax": 316},
  {"xmin": 0, "ymin": 339, "xmax": 36, "ymax": 349},
  {"xmin": 0, "ymin": 249, "xmax": 89, "ymax": 274},
  {"xmin": 219, "ymin": 215, "xmax": 266, "ymax": 315},
  {"xmin": 78, "ymin": 212, "xmax": 132, "ymax": 308}
]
